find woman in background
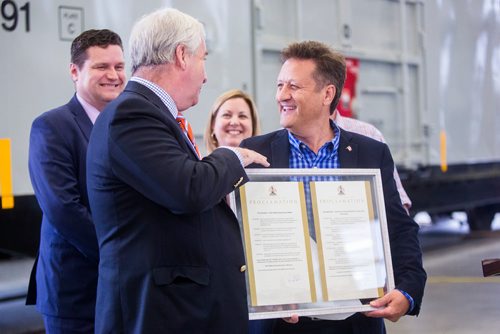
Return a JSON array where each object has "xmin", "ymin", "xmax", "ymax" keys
[
  {"xmin": 205, "ymin": 89, "xmax": 272, "ymax": 334},
  {"xmin": 204, "ymin": 89, "xmax": 261, "ymax": 153}
]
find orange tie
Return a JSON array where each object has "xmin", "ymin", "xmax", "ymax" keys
[{"xmin": 176, "ymin": 112, "xmax": 201, "ymax": 159}]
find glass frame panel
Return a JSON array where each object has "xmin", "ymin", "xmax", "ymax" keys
[{"xmin": 229, "ymin": 168, "xmax": 395, "ymax": 320}]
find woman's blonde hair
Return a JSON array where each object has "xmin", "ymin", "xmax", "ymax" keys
[{"xmin": 204, "ymin": 89, "xmax": 261, "ymax": 153}]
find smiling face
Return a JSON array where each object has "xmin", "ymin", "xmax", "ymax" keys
[
  {"xmin": 212, "ymin": 97, "xmax": 253, "ymax": 147},
  {"xmin": 276, "ymin": 58, "xmax": 334, "ymax": 137},
  {"xmin": 70, "ymin": 45, "xmax": 125, "ymax": 111}
]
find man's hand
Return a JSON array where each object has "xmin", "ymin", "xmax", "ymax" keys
[
  {"xmin": 282, "ymin": 313, "xmax": 299, "ymax": 324},
  {"xmin": 364, "ymin": 289, "xmax": 409, "ymax": 322},
  {"xmin": 233, "ymin": 147, "xmax": 270, "ymax": 167}
]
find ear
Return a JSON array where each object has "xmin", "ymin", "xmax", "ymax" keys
[
  {"xmin": 323, "ymin": 84, "xmax": 336, "ymax": 108},
  {"xmin": 69, "ymin": 63, "xmax": 78, "ymax": 82},
  {"xmin": 175, "ymin": 44, "xmax": 187, "ymax": 70}
]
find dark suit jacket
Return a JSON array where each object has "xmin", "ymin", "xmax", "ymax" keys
[
  {"xmin": 27, "ymin": 95, "xmax": 99, "ymax": 320},
  {"xmin": 87, "ymin": 81, "xmax": 249, "ymax": 333},
  {"xmin": 241, "ymin": 128, "xmax": 426, "ymax": 334}
]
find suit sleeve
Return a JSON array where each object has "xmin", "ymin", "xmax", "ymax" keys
[
  {"xmin": 108, "ymin": 102, "xmax": 247, "ymax": 215},
  {"xmin": 379, "ymin": 144, "xmax": 426, "ymax": 315},
  {"xmin": 29, "ymin": 116, "xmax": 98, "ymax": 261}
]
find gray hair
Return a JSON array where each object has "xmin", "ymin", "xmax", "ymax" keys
[{"xmin": 129, "ymin": 8, "xmax": 205, "ymax": 73}]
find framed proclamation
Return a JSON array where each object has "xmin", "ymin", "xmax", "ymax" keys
[{"xmin": 228, "ymin": 168, "xmax": 395, "ymax": 320}]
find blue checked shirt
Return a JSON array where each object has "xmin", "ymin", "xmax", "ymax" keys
[
  {"xmin": 288, "ymin": 120, "xmax": 341, "ymax": 169},
  {"xmin": 288, "ymin": 120, "xmax": 340, "ymax": 241}
]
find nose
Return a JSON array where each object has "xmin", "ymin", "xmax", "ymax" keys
[
  {"xmin": 202, "ymin": 68, "xmax": 207, "ymax": 84},
  {"xmin": 106, "ymin": 68, "xmax": 119, "ymax": 80},
  {"xmin": 229, "ymin": 115, "xmax": 239, "ymax": 125},
  {"xmin": 276, "ymin": 84, "xmax": 290, "ymax": 102}
]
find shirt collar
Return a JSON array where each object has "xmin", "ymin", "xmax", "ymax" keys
[
  {"xmin": 75, "ymin": 93, "xmax": 100, "ymax": 124},
  {"xmin": 288, "ymin": 119, "xmax": 341, "ymax": 155},
  {"xmin": 130, "ymin": 76, "xmax": 178, "ymax": 118}
]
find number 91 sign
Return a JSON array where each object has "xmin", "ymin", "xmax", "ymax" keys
[{"xmin": 1, "ymin": 0, "xmax": 30, "ymax": 32}]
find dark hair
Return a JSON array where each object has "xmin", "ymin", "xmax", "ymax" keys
[
  {"xmin": 71, "ymin": 29, "xmax": 123, "ymax": 68},
  {"xmin": 281, "ymin": 41, "xmax": 346, "ymax": 114}
]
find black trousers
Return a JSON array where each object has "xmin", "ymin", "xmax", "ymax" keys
[{"xmin": 273, "ymin": 313, "xmax": 386, "ymax": 334}]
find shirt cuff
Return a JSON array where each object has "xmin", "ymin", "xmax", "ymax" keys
[
  {"xmin": 396, "ymin": 288, "xmax": 415, "ymax": 314},
  {"xmin": 218, "ymin": 146, "xmax": 244, "ymax": 167}
]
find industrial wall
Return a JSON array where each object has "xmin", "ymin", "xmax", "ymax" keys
[{"xmin": 1, "ymin": 0, "xmax": 499, "ymax": 202}]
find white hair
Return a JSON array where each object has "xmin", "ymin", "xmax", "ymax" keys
[{"xmin": 129, "ymin": 8, "xmax": 205, "ymax": 73}]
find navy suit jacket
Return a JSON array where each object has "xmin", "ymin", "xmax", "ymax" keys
[
  {"xmin": 87, "ymin": 81, "xmax": 249, "ymax": 333},
  {"xmin": 28, "ymin": 95, "xmax": 99, "ymax": 319},
  {"xmin": 241, "ymin": 128, "xmax": 426, "ymax": 333}
]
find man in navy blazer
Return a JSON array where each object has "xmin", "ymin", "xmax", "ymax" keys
[
  {"xmin": 28, "ymin": 29, "xmax": 125, "ymax": 333},
  {"xmin": 240, "ymin": 41, "xmax": 426, "ymax": 334},
  {"xmin": 86, "ymin": 8, "xmax": 268, "ymax": 333}
]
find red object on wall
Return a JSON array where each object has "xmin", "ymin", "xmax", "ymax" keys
[{"xmin": 337, "ymin": 58, "xmax": 359, "ymax": 118}]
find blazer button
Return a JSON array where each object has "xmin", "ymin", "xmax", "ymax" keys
[{"xmin": 240, "ymin": 265, "xmax": 247, "ymax": 272}]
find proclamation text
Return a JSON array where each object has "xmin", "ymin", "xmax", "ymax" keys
[{"xmin": 240, "ymin": 181, "xmax": 316, "ymax": 306}]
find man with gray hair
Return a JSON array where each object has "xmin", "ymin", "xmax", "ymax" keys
[{"xmin": 86, "ymin": 7, "xmax": 269, "ymax": 333}]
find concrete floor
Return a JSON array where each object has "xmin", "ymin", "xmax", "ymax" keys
[
  {"xmin": 1, "ymin": 215, "xmax": 499, "ymax": 333},
  {"xmin": 0, "ymin": 300, "xmax": 43, "ymax": 334},
  {"xmin": 386, "ymin": 215, "xmax": 500, "ymax": 334},
  {"xmin": 0, "ymin": 257, "xmax": 43, "ymax": 334}
]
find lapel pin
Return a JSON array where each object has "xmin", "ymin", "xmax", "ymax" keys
[{"xmin": 346, "ymin": 146, "xmax": 352, "ymax": 152}]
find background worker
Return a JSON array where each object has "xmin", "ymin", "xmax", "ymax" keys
[{"xmin": 332, "ymin": 109, "xmax": 412, "ymax": 213}]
